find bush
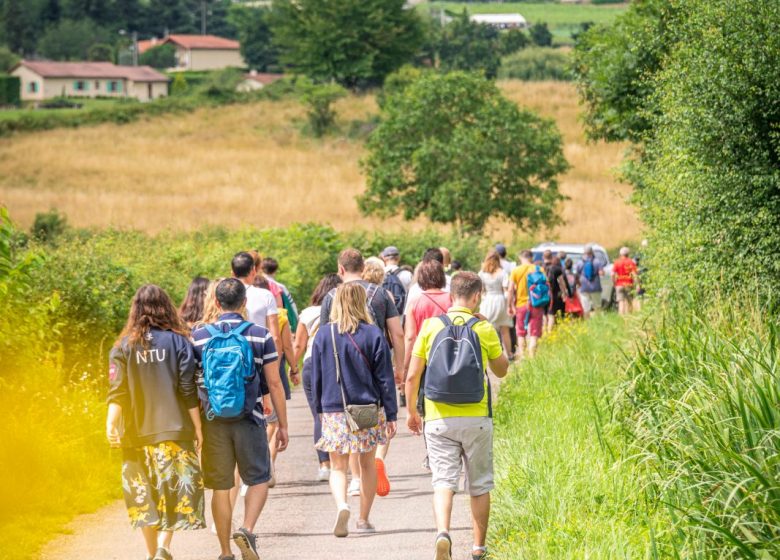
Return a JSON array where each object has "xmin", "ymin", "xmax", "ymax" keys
[
  {"xmin": 499, "ymin": 47, "xmax": 572, "ymax": 81},
  {"xmin": 296, "ymin": 78, "xmax": 347, "ymax": 137},
  {"xmin": 31, "ymin": 208, "xmax": 68, "ymax": 243},
  {"xmin": 612, "ymin": 295, "xmax": 780, "ymax": 557},
  {"xmin": 170, "ymin": 73, "xmax": 189, "ymax": 96},
  {"xmin": 0, "ymin": 75, "xmax": 21, "ymax": 106},
  {"xmin": 87, "ymin": 43, "xmax": 114, "ymax": 62},
  {"xmin": 139, "ymin": 43, "xmax": 177, "ymax": 69},
  {"xmin": 529, "ymin": 22, "xmax": 553, "ymax": 47},
  {"xmin": 0, "ymin": 46, "xmax": 19, "ymax": 73}
]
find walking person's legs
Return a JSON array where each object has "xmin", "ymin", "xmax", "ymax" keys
[
  {"xmin": 515, "ymin": 307, "xmax": 528, "ymax": 359},
  {"xmin": 140, "ymin": 527, "xmax": 159, "ymax": 558},
  {"xmin": 499, "ymin": 326, "xmax": 512, "ymax": 360},
  {"xmin": 470, "ymin": 493, "xmax": 490, "ymax": 558},
  {"xmin": 212, "ymin": 490, "xmax": 234, "ymax": 557},
  {"xmin": 348, "ymin": 452, "xmax": 361, "ymax": 496},
  {"xmin": 303, "ymin": 360, "xmax": 331, "ymax": 472},
  {"xmin": 329, "ymin": 452, "xmax": 351, "ymax": 537},
  {"xmin": 357, "ymin": 449, "xmax": 378, "ymax": 529}
]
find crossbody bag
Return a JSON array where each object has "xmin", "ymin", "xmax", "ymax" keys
[{"xmin": 330, "ymin": 324, "xmax": 380, "ymax": 431}]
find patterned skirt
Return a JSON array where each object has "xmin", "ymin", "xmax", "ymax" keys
[
  {"xmin": 316, "ymin": 409, "xmax": 388, "ymax": 455},
  {"xmin": 121, "ymin": 441, "xmax": 206, "ymax": 530}
]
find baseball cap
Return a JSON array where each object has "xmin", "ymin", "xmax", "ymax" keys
[{"xmin": 381, "ymin": 246, "xmax": 400, "ymax": 258}]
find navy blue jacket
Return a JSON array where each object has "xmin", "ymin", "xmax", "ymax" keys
[{"xmin": 311, "ymin": 322, "xmax": 398, "ymax": 422}]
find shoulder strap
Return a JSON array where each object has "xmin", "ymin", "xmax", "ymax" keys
[
  {"xmin": 204, "ymin": 324, "xmax": 221, "ymax": 338},
  {"xmin": 423, "ymin": 291, "xmax": 449, "ymax": 314},
  {"xmin": 234, "ymin": 321, "xmax": 253, "ymax": 336},
  {"xmin": 438, "ymin": 314, "xmax": 453, "ymax": 328},
  {"xmin": 465, "ymin": 316, "xmax": 481, "ymax": 329},
  {"xmin": 366, "ymin": 283, "xmax": 379, "ymax": 305},
  {"xmin": 330, "ymin": 324, "xmax": 350, "ymax": 409}
]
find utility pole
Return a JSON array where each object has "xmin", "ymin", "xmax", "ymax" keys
[{"xmin": 132, "ymin": 31, "xmax": 138, "ymax": 66}]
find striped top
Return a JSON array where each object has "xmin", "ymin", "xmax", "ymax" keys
[{"xmin": 191, "ymin": 312, "xmax": 278, "ymax": 424}]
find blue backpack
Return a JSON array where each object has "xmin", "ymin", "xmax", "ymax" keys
[
  {"xmin": 424, "ymin": 315, "xmax": 486, "ymax": 405},
  {"xmin": 201, "ymin": 321, "xmax": 255, "ymax": 420},
  {"xmin": 527, "ymin": 266, "xmax": 551, "ymax": 308},
  {"xmin": 583, "ymin": 259, "xmax": 596, "ymax": 282}
]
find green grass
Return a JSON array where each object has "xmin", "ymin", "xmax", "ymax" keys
[
  {"xmin": 490, "ymin": 314, "xmax": 655, "ymax": 558},
  {"xmin": 424, "ymin": 2, "xmax": 627, "ymax": 44},
  {"xmin": 0, "ymin": 98, "xmax": 129, "ymax": 121}
]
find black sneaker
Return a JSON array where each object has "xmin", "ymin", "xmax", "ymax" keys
[
  {"xmin": 232, "ymin": 528, "xmax": 259, "ymax": 560},
  {"xmin": 471, "ymin": 548, "xmax": 488, "ymax": 560},
  {"xmin": 153, "ymin": 548, "xmax": 173, "ymax": 560},
  {"xmin": 434, "ymin": 532, "xmax": 452, "ymax": 560},
  {"xmin": 399, "ymin": 392, "xmax": 407, "ymax": 407}
]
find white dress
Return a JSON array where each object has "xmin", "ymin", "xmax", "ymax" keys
[{"xmin": 479, "ymin": 270, "xmax": 512, "ymax": 328}]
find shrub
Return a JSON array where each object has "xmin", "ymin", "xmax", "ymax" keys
[
  {"xmin": 296, "ymin": 78, "xmax": 347, "ymax": 137},
  {"xmin": 139, "ymin": 43, "xmax": 176, "ymax": 69},
  {"xmin": 30, "ymin": 208, "xmax": 68, "ymax": 244},
  {"xmin": 529, "ymin": 22, "xmax": 553, "ymax": 47},
  {"xmin": 499, "ymin": 47, "xmax": 572, "ymax": 81},
  {"xmin": 0, "ymin": 46, "xmax": 19, "ymax": 73},
  {"xmin": 0, "ymin": 75, "xmax": 21, "ymax": 106},
  {"xmin": 170, "ymin": 73, "xmax": 189, "ymax": 96},
  {"xmin": 87, "ymin": 43, "xmax": 114, "ymax": 62}
]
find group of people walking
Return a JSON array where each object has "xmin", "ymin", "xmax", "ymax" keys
[{"xmin": 106, "ymin": 242, "xmax": 638, "ymax": 560}]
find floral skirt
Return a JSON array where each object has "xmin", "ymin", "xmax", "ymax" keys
[
  {"xmin": 316, "ymin": 409, "xmax": 388, "ymax": 455},
  {"xmin": 122, "ymin": 440, "xmax": 206, "ymax": 530}
]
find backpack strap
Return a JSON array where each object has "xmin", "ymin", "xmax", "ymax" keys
[
  {"xmin": 233, "ymin": 321, "xmax": 253, "ymax": 336},
  {"xmin": 204, "ymin": 324, "xmax": 221, "ymax": 338},
  {"xmin": 330, "ymin": 323, "xmax": 351, "ymax": 410},
  {"xmin": 438, "ymin": 314, "xmax": 453, "ymax": 328},
  {"xmin": 465, "ymin": 316, "xmax": 481, "ymax": 330}
]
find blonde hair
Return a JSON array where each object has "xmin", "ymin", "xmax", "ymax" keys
[
  {"xmin": 330, "ymin": 283, "xmax": 373, "ymax": 334},
  {"xmin": 481, "ymin": 249, "xmax": 501, "ymax": 274},
  {"xmin": 362, "ymin": 257, "xmax": 386, "ymax": 285},
  {"xmin": 198, "ymin": 278, "xmax": 246, "ymax": 325}
]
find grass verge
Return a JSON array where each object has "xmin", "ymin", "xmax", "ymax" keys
[{"xmin": 490, "ymin": 314, "xmax": 654, "ymax": 558}]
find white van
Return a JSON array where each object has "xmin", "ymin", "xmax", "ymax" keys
[{"xmin": 531, "ymin": 243, "xmax": 615, "ymax": 309}]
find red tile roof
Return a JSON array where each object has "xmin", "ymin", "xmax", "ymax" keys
[
  {"xmin": 165, "ymin": 34, "xmax": 240, "ymax": 50},
  {"xmin": 137, "ymin": 38, "xmax": 163, "ymax": 55},
  {"xmin": 15, "ymin": 61, "xmax": 169, "ymax": 82},
  {"xmin": 243, "ymin": 73, "xmax": 285, "ymax": 85}
]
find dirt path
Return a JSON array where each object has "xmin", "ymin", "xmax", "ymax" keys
[{"xmin": 40, "ymin": 390, "xmax": 478, "ymax": 560}]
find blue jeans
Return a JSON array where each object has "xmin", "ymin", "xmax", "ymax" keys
[{"xmin": 302, "ymin": 358, "xmax": 329, "ymax": 464}]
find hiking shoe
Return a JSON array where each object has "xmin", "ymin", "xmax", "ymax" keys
[
  {"xmin": 153, "ymin": 548, "xmax": 173, "ymax": 560},
  {"xmin": 375, "ymin": 458, "xmax": 390, "ymax": 497},
  {"xmin": 317, "ymin": 466, "xmax": 331, "ymax": 482},
  {"xmin": 348, "ymin": 478, "xmax": 361, "ymax": 496},
  {"xmin": 399, "ymin": 392, "xmax": 407, "ymax": 407},
  {"xmin": 434, "ymin": 532, "xmax": 452, "ymax": 560},
  {"xmin": 471, "ymin": 547, "xmax": 488, "ymax": 560},
  {"xmin": 218, "ymin": 556, "xmax": 236, "ymax": 560},
  {"xmin": 355, "ymin": 519, "xmax": 376, "ymax": 534},
  {"xmin": 333, "ymin": 505, "xmax": 350, "ymax": 538},
  {"xmin": 232, "ymin": 528, "xmax": 259, "ymax": 560}
]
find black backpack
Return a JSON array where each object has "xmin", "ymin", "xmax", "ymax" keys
[
  {"xmin": 423, "ymin": 315, "xmax": 485, "ymax": 405},
  {"xmin": 383, "ymin": 269, "xmax": 406, "ymax": 317}
]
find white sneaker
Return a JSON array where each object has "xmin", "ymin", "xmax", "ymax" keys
[
  {"xmin": 317, "ymin": 466, "xmax": 331, "ymax": 481},
  {"xmin": 348, "ymin": 478, "xmax": 361, "ymax": 496},
  {"xmin": 333, "ymin": 505, "xmax": 350, "ymax": 538},
  {"xmin": 240, "ymin": 484, "xmax": 248, "ymax": 497}
]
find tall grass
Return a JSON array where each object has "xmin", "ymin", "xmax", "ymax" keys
[
  {"xmin": 613, "ymin": 296, "xmax": 780, "ymax": 558},
  {"xmin": 491, "ymin": 315, "xmax": 654, "ymax": 558}
]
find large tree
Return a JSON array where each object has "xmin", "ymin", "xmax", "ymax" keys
[
  {"xmin": 436, "ymin": 11, "xmax": 501, "ymax": 79},
  {"xmin": 37, "ymin": 18, "xmax": 110, "ymax": 60},
  {"xmin": 270, "ymin": 0, "xmax": 423, "ymax": 88},
  {"xmin": 360, "ymin": 71, "xmax": 569, "ymax": 234},
  {"xmin": 228, "ymin": 4, "xmax": 278, "ymax": 71}
]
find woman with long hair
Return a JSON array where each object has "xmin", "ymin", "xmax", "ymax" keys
[
  {"xmin": 311, "ymin": 283, "xmax": 398, "ymax": 537},
  {"xmin": 403, "ymin": 260, "xmax": 452, "ymax": 374},
  {"xmin": 179, "ymin": 276, "xmax": 209, "ymax": 328},
  {"xmin": 293, "ymin": 273, "xmax": 343, "ymax": 481},
  {"xmin": 106, "ymin": 285, "xmax": 205, "ymax": 560},
  {"xmin": 479, "ymin": 249, "xmax": 513, "ymax": 357}
]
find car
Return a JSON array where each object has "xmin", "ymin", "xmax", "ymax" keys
[{"xmin": 530, "ymin": 242, "xmax": 615, "ymax": 310}]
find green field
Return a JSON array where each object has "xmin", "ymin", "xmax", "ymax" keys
[{"xmin": 423, "ymin": 2, "xmax": 627, "ymax": 44}]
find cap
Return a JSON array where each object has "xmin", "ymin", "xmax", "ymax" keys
[
  {"xmin": 381, "ymin": 246, "xmax": 400, "ymax": 258},
  {"xmin": 495, "ymin": 243, "xmax": 507, "ymax": 257}
]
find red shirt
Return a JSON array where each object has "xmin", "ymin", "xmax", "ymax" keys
[
  {"xmin": 410, "ymin": 291, "xmax": 452, "ymax": 340},
  {"xmin": 613, "ymin": 257, "xmax": 638, "ymax": 287}
]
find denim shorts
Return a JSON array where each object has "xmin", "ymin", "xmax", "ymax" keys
[{"xmin": 201, "ymin": 416, "xmax": 271, "ymax": 490}]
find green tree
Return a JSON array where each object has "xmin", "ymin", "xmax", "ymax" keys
[
  {"xmin": 499, "ymin": 28, "xmax": 529, "ymax": 56},
  {"xmin": 270, "ymin": 0, "xmax": 423, "ymax": 89},
  {"xmin": 170, "ymin": 72, "xmax": 188, "ymax": 96},
  {"xmin": 2, "ymin": 0, "xmax": 27, "ymax": 53},
  {"xmin": 0, "ymin": 46, "xmax": 19, "ymax": 73},
  {"xmin": 139, "ymin": 43, "xmax": 176, "ymax": 69},
  {"xmin": 437, "ymin": 11, "xmax": 501, "ymax": 79},
  {"xmin": 37, "ymin": 19, "xmax": 111, "ymax": 61},
  {"xmin": 41, "ymin": 0, "xmax": 61, "ymax": 26},
  {"xmin": 529, "ymin": 22, "xmax": 553, "ymax": 47},
  {"xmin": 228, "ymin": 4, "xmax": 278, "ymax": 72},
  {"xmin": 359, "ymin": 71, "xmax": 568, "ymax": 234},
  {"xmin": 144, "ymin": 0, "xmax": 198, "ymax": 36},
  {"xmin": 572, "ymin": 0, "xmax": 681, "ymax": 142},
  {"xmin": 296, "ymin": 77, "xmax": 346, "ymax": 137},
  {"xmin": 87, "ymin": 42, "xmax": 114, "ymax": 61}
]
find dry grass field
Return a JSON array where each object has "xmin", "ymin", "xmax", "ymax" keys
[{"xmin": 0, "ymin": 81, "xmax": 640, "ymax": 245}]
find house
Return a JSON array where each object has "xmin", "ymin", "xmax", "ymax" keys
[
  {"xmin": 470, "ymin": 13, "xmax": 528, "ymax": 29},
  {"xmin": 139, "ymin": 34, "xmax": 244, "ymax": 71},
  {"xmin": 236, "ymin": 71, "xmax": 285, "ymax": 92},
  {"xmin": 11, "ymin": 61, "xmax": 169, "ymax": 102}
]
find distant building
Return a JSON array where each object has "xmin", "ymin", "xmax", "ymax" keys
[
  {"xmin": 139, "ymin": 34, "xmax": 244, "ymax": 71},
  {"xmin": 237, "ymin": 71, "xmax": 285, "ymax": 92},
  {"xmin": 11, "ymin": 61, "xmax": 169, "ymax": 102},
  {"xmin": 470, "ymin": 13, "xmax": 528, "ymax": 29}
]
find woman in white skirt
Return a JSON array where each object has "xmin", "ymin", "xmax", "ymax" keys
[
  {"xmin": 478, "ymin": 249, "xmax": 513, "ymax": 358},
  {"xmin": 311, "ymin": 283, "xmax": 398, "ymax": 537}
]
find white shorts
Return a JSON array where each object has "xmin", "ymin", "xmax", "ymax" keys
[{"xmin": 424, "ymin": 417, "xmax": 494, "ymax": 497}]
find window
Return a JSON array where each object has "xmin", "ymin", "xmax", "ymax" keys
[
  {"xmin": 94, "ymin": 80, "xmax": 100, "ymax": 90},
  {"xmin": 107, "ymin": 80, "xmax": 122, "ymax": 93},
  {"xmin": 28, "ymin": 82, "xmax": 38, "ymax": 93},
  {"xmin": 73, "ymin": 80, "xmax": 88, "ymax": 92}
]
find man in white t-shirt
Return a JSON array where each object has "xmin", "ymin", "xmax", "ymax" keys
[
  {"xmin": 381, "ymin": 246, "xmax": 413, "ymax": 291},
  {"xmin": 232, "ymin": 252, "xmax": 280, "ymax": 348}
]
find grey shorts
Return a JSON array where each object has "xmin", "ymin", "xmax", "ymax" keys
[
  {"xmin": 201, "ymin": 416, "xmax": 271, "ymax": 490},
  {"xmin": 616, "ymin": 285, "xmax": 634, "ymax": 303},
  {"xmin": 424, "ymin": 417, "xmax": 494, "ymax": 497}
]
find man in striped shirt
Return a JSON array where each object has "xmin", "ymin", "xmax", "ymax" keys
[{"xmin": 192, "ymin": 278, "xmax": 288, "ymax": 560}]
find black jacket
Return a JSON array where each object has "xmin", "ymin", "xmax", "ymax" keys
[{"xmin": 107, "ymin": 329, "xmax": 198, "ymax": 448}]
